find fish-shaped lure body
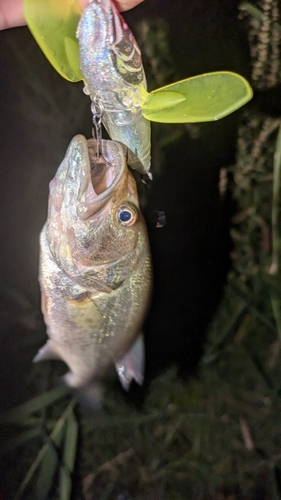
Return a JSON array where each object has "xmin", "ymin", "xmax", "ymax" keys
[
  {"xmin": 35, "ymin": 136, "xmax": 151, "ymax": 404},
  {"xmin": 77, "ymin": 0, "xmax": 151, "ymax": 175}
]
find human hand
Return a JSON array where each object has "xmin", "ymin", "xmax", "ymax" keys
[{"xmin": 0, "ymin": 0, "xmax": 144, "ymax": 30}]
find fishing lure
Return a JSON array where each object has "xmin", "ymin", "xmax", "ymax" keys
[
  {"xmin": 24, "ymin": 0, "xmax": 253, "ymax": 177},
  {"xmin": 77, "ymin": 0, "xmax": 151, "ymax": 175}
]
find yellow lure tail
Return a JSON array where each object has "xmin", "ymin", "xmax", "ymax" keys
[
  {"xmin": 141, "ymin": 71, "xmax": 253, "ymax": 123},
  {"xmin": 24, "ymin": 0, "xmax": 83, "ymax": 82}
]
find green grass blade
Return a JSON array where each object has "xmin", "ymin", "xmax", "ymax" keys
[
  {"xmin": 15, "ymin": 400, "xmax": 75, "ymax": 499},
  {"xmin": 0, "ymin": 386, "xmax": 70, "ymax": 424},
  {"xmin": 60, "ymin": 466, "xmax": 73, "ymax": 500},
  {"xmin": 36, "ymin": 425, "xmax": 66, "ymax": 500},
  {"xmin": 59, "ymin": 410, "xmax": 78, "ymax": 500},
  {"xmin": 203, "ymin": 302, "xmax": 247, "ymax": 358},
  {"xmin": 270, "ymin": 124, "xmax": 281, "ymax": 274},
  {"xmin": 269, "ymin": 125, "xmax": 281, "ymax": 340},
  {"xmin": 228, "ymin": 283, "xmax": 277, "ymax": 332},
  {"xmin": 240, "ymin": 2, "xmax": 264, "ymax": 21},
  {"xmin": 240, "ymin": 2, "xmax": 281, "ymax": 32}
]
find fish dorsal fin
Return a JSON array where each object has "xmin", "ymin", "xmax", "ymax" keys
[{"xmin": 115, "ymin": 334, "xmax": 145, "ymax": 391}]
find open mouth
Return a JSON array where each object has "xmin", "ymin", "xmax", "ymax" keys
[
  {"xmin": 85, "ymin": 138, "xmax": 125, "ymax": 199},
  {"xmin": 77, "ymin": 137, "xmax": 126, "ymax": 221},
  {"xmin": 88, "ymin": 140, "xmax": 115, "ymax": 195}
]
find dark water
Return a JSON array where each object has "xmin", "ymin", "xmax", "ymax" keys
[{"xmin": 0, "ymin": 0, "xmax": 251, "ymax": 409}]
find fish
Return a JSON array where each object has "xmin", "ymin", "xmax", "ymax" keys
[
  {"xmin": 34, "ymin": 135, "xmax": 152, "ymax": 406},
  {"xmin": 77, "ymin": 0, "xmax": 151, "ymax": 176}
]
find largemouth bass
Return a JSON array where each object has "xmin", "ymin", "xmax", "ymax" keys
[
  {"xmin": 35, "ymin": 136, "xmax": 152, "ymax": 405},
  {"xmin": 77, "ymin": 0, "xmax": 151, "ymax": 175}
]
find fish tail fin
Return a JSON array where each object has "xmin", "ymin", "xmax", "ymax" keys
[
  {"xmin": 115, "ymin": 333, "xmax": 145, "ymax": 391},
  {"xmin": 64, "ymin": 371, "xmax": 104, "ymax": 411},
  {"xmin": 73, "ymin": 382, "xmax": 104, "ymax": 412}
]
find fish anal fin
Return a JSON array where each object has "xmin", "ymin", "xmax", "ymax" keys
[{"xmin": 115, "ymin": 334, "xmax": 145, "ymax": 391}]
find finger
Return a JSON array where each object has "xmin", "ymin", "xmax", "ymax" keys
[
  {"xmin": 0, "ymin": 0, "xmax": 24, "ymax": 30},
  {"xmin": 0, "ymin": 0, "xmax": 144, "ymax": 31},
  {"xmin": 115, "ymin": 0, "xmax": 145, "ymax": 11},
  {"xmin": 79, "ymin": 0, "xmax": 144, "ymax": 12}
]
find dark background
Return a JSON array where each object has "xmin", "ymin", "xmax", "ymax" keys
[{"xmin": 0, "ymin": 0, "xmax": 251, "ymax": 409}]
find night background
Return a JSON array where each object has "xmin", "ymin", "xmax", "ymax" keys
[{"xmin": 1, "ymin": 0, "xmax": 281, "ymax": 498}]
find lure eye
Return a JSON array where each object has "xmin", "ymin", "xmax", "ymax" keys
[{"xmin": 117, "ymin": 203, "xmax": 138, "ymax": 227}]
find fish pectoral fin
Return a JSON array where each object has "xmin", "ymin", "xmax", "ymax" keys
[
  {"xmin": 66, "ymin": 295, "xmax": 103, "ymax": 330},
  {"xmin": 33, "ymin": 340, "xmax": 61, "ymax": 362},
  {"xmin": 115, "ymin": 334, "xmax": 145, "ymax": 391}
]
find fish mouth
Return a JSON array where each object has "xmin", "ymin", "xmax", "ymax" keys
[{"xmin": 77, "ymin": 137, "xmax": 126, "ymax": 220}]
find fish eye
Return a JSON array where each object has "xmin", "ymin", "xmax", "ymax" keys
[{"xmin": 117, "ymin": 203, "xmax": 138, "ymax": 227}]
